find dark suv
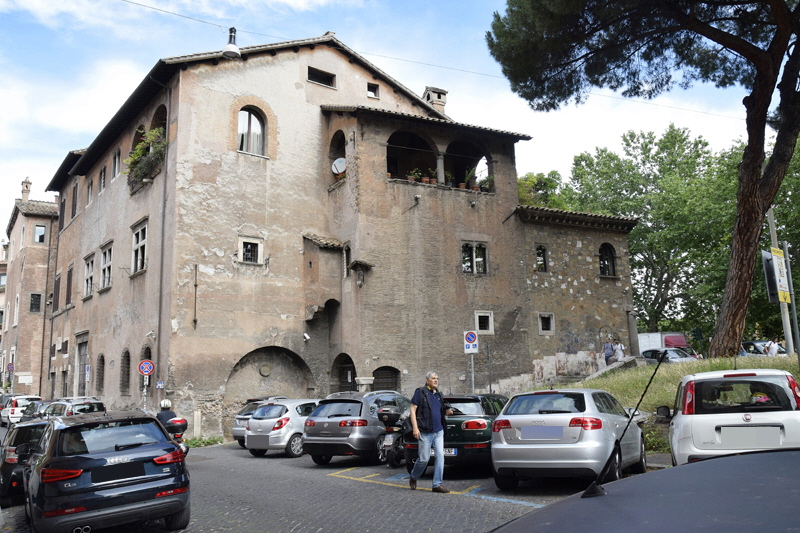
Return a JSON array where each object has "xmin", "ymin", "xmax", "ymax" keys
[
  {"xmin": 404, "ymin": 393, "xmax": 508, "ymax": 472},
  {"xmin": 0, "ymin": 419, "xmax": 47, "ymax": 507},
  {"xmin": 303, "ymin": 390, "xmax": 409, "ymax": 465},
  {"xmin": 22, "ymin": 410, "xmax": 190, "ymax": 532}
]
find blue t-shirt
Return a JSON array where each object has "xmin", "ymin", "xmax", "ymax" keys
[{"xmin": 412, "ymin": 387, "xmax": 444, "ymax": 433}]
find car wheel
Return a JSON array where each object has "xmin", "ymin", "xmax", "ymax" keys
[
  {"xmin": 630, "ymin": 439, "xmax": 647, "ymax": 474},
  {"xmin": 236, "ymin": 439, "xmax": 246, "ymax": 449},
  {"xmin": 248, "ymin": 448, "xmax": 267, "ymax": 457},
  {"xmin": 387, "ymin": 440, "xmax": 403, "ymax": 468},
  {"xmin": 603, "ymin": 447, "xmax": 622, "ymax": 483},
  {"xmin": 0, "ymin": 495, "xmax": 11, "ymax": 509},
  {"xmin": 493, "ymin": 471, "xmax": 519, "ymax": 490},
  {"xmin": 372, "ymin": 437, "xmax": 388, "ymax": 465},
  {"xmin": 311, "ymin": 454, "xmax": 332, "ymax": 465},
  {"xmin": 285, "ymin": 434, "xmax": 303, "ymax": 458},
  {"xmin": 164, "ymin": 502, "xmax": 191, "ymax": 530}
]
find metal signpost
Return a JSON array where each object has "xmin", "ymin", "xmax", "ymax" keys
[
  {"xmin": 139, "ymin": 359, "xmax": 155, "ymax": 410},
  {"xmin": 464, "ymin": 331, "xmax": 479, "ymax": 393}
]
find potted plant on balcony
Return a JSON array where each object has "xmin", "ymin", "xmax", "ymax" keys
[
  {"xmin": 125, "ymin": 127, "xmax": 166, "ymax": 192},
  {"xmin": 407, "ymin": 168, "xmax": 422, "ymax": 182}
]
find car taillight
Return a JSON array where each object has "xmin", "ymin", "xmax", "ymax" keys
[
  {"xmin": 11, "ymin": 400, "xmax": 17, "ymax": 408},
  {"xmin": 492, "ymin": 419, "xmax": 512, "ymax": 432},
  {"xmin": 304, "ymin": 420, "xmax": 315, "ymax": 427},
  {"xmin": 569, "ymin": 417, "xmax": 602, "ymax": 430},
  {"xmin": 4, "ymin": 446, "xmax": 17, "ymax": 464},
  {"xmin": 156, "ymin": 487, "xmax": 189, "ymax": 498},
  {"xmin": 66, "ymin": 410, "xmax": 73, "ymax": 416},
  {"xmin": 41, "ymin": 468, "xmax": 83, "ymax": 483},
  {"xmin": 787, "ymin": 375, "xmax": 800, "ymax": 407},
  {"xmin": 43, "ymin": 506, "xmax": 87, "ymax": 518},
  {"xmin": 154, "ymin": 449, "xmax": 185, "ymax": 464},
  {"xmin": 462, "ymin": 420, "xmax": 488, "ymax": 430},
  {"xmin": 683, "ymin": 380, "xmax": 695, "ymax": 415},
  {"xmin": 723, "ymin": 373, "xmax": 757, "ymax": 378},
  {"xmin": 464, "ymin": 443, "xmax": 488, "ymax": 449},
  {"xmin": 245, "ymin": 424, "xmax": 250, "ymax": 431},
  {"xmin": 339, "ymin": 419, "xmax": 368, "ymax": 427},
  {"xmin": 272, "ymin": 417, "xmax": 290, "ymax": 431},
  {"xmin": 406, "ymin": 443, "xmax": 418, "ymax": 449}
]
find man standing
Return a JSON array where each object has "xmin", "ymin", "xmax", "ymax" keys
[
  {"xmin": 409, "ymin": 372, "xmax": 452, "ymax": 493},
  {"xmin": 602, "ymin": 340, "xmax": 614, "ymax": 365}
]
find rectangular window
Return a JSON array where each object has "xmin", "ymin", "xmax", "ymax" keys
[
  {"xmin": 65, "ymin": 267, "xmax": 73, "ymax": 306},
  {"xmin": 242, "ymin": 242, "xmax": 258, "ymax": 263},
  {"xmin": 112, "ymin": 148, "xmax": 121, "ymax": 178},
  {"xmin": 53, "ymin": 276, "xmax": 61, "ymax": 310},
  {"xmin": 86, "ymin": 178, "xmax": 93, "ymax": 206},
  {"xmin": 238, "ymin": 235, "xmax": 264, "ymax": 264},
  {"xmin": 132, "ymin": 223, "xmax": 147, "ymax": 274},
  {"xmin": 71, "ymin": 183, "xmax": 78, "ymax": 218},
  {"xmin": 30, "ymin": 293, "xmax": 42, "ymax": 313},
  {"xmin": 99, "ymin": 166, "xmax": 106, "ymax": 191},
  {"xmin": 84, "ymin": 256, "xmax": 94, "ymax": 297},
  {"xmin": 475, "ymin": 311, "xmax": 495, "ymax": 335},
  {"xmin": 59, "ymin": 197, "xmax": 66, "ymax": 231},
  {"xmin": 101, "ymin": 245, "xmax": 113, "ymax": 289},
  {"xmin": 34, "ymin": 225, "xmax": 46, "ymax": 244},
  {"xmin": 535, "ymin": 245, "xmax": 548, "ymax": 272},
  {"xmin": 0, "ymin": 273, "xmax": 6, "ymax": 288},
  {"xmin": 367, "ymin": 83, "xmax": 379, "ymax": 98},
  {"xmin": 461, "ymin": 242, "xmax": 488, "ymax": 275},
  {"xmin": 308, "ymin": 67, "xmax": 336, "ymax": 88},
  {"xmin": 0, "ymin": 310, "xmax": 3, "ymax": 329},
  {"xmin": 538, "ymin": 312, "xmax": 555, "ymax": 335}
]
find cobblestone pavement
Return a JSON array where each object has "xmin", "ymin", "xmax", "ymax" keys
[{"xmin": 0, "ymin": 441, "xmax": 658, "ymax": 532}]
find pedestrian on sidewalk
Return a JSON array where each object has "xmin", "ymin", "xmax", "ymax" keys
[
  {"xmin": 602, "ymin": 340, "xmax": 614, "ymax": 365},
  {"xmin": 611, "ymin": 339, "xmax": 625, "ymax": 362},
  {"xmin": 408, "ymin": 372, "xmax": 453, "ymax": 493}
]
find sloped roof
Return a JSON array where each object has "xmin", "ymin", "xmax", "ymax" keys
[
  {"xmin": 321, "ymin": 105, "xmax": 531, "ymax": 140},
  {"xmin": 6, "ymin": 199, "xmax": 59, "ymax": 238},
  {"xmin": 515, "ymin": 205, "xmax": 638, "ymax": 233},
  {"xmin": 302, "ymin": 233, "xmax": 343, "ymax": 249}
]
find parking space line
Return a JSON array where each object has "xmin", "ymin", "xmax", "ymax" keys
[
  {"xmin": 328, "ymin": 467, "xmax": 482, "ymax": 494},
  {"xmin": 465, "ymin": 487, "xmax": 545, "ymax": 508}
]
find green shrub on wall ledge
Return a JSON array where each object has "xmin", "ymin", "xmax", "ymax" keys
[{"xmin": 124, "ymin": 127, "xmax": 166, "ymax": 191}]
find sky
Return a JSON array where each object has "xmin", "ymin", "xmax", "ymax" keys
[{"xmin": 0, "ymin": 0, "xmax": 751, "ymax": 236}]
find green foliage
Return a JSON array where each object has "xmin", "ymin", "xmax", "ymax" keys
[
  {"xmin": 517, "ymin": 171, "xmax": 568, "ymax": 208},
  {"xmin": 642, "ymin": 424, "xmax": 670, "ymax": 453},
  {"xmin": 185, "ymin": 435, "xmax": 223, "ymax": 448},
  {"xmin": 124, "ymin": 127, "xmax": 166, "ymax": 188},
  {"xmin": 407, "ymin": 168, "xmax": 422, "ymax": 179}
]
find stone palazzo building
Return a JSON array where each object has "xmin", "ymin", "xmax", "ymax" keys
[{"xmin": 41, "ymin": 33, "xmax": 637, "ymax": 438}]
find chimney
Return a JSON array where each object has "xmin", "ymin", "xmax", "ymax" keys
[
  {"xmin": 21, "ymin": 177, "xmax": 31, "ymax": 202},
  {"xmin": 423, "ymin": 86, "xmax": 448, "ymax": 113}
]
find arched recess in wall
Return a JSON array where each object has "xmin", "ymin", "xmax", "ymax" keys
[
  {"xmin": 372, "ymin": 366, "xmax": 400, "ymax": 391},
  {"xmin": 221, "ymin": 348, "xmax": 316, "ymax": 436},
  {"xmin": 331, "ymin": 353, "xmax": 357, "ymax": 393},
  {"xmin": 120, "ymin": 350, "xmax": 131, "ymax": 396},
  {"xmin": 328, "ymin": 130, "xmax": 347, "ymax": 184},
  {"xmin": 150, "ymin": 104, "xmax": 167, "ymax": 132},
  {"xmin": 139, "ymin": 345, "xmax": 153, "ymax": 392},
  {"xmin": 386, "ymin": 131, "xmax": 437, "ymax": 179},
  {"xmin": 132, "ymin": 125, "xmax": 146, "ymax": 152},
  {"xmin": 444, "ymin": 139, "xmax": 492, "ymax": 189},
  {"xmin": 96, "ymin": 354, "xmax": 105, "ymax": 396}
]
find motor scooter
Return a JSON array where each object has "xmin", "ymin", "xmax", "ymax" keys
[
  {"xmin": 163, "ymin": 417, "xmax": 190, "ymax": 456},
  {"xmin": 377, "ymin": 405, "xmax": 408, "ymax": 468}
]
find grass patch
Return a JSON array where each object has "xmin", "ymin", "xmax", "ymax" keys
[
  {"xmin": 554, "ymin": 357, "xmax": 800, "ymax": 414},
  {"xmin": 185, "ymin": 436, "xmax": 223, "ymax": 448}
]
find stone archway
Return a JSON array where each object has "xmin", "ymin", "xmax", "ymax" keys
[
  {"xmin": 221, "ymin": 347, "xmax": 316, "ymax": 437},
  {"xmin": 331, "ymin": 353, "xmax": 357, "ymax": 393}
]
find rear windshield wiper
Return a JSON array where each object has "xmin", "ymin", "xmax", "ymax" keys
[
  {"xmin": 539, "ymin": 409, "xmax": 571, "ymax": 414},
  {"xmin": 327, "ymin": 413, "xmax": 355, "ymax": 418},
  {"xmin": 114, "ymin": 441, "xmax": 157, "ymax": 451}
]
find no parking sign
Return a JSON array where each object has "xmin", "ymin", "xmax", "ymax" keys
[
  {"xmin": 464, "ymin": 331, "xmax": 479, "ymax": 354},
  {"xmin": 138, "ymin": 359, "xmax": 155, "ymax": 376}
]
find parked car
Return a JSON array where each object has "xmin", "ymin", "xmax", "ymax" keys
[
  {"xmin": 405, "ymin": 393, "xmax": 508, "ymax": 472},
  {"xmin": 656, "ymin": 368, "xmax": 800, "ymax": 465},
  {"xmin": 0, "ymin": 396, "xmax": 43, "ymax": 427},
  {"xmin": 0, "ymin": 419, "xmax": 47, "ymax": 507},
  {"xmin": 42, "ymin": 397, "xmax": 106, "ymax": 418},
  {"xmin": 642, "ymin": 348, "xmax": 695, "ymax": 364},
  {"xmin": 231, "ymin": 396, "xmax": 288, "ymax": 448},
  {"xmin": 490, "ymin": 388, "xmax": 646, "ymax": 490},
  {"xmin": 302, "ymin": 390, "xmax": 408, "ymax": 465},
  {"xmin": 18, "ymin": 400, "xmax": 54, "ymax": 423},
  {"xmin": 22, "ymin": 410, "xmax": 190, "ymax": 532},
  {"xmin": 740, "ymin": 340, "xmax": 787, "ymax": 356},
  {"xmin": 487, "ymin": 449, "xmax": 800, "ymax": 533},
  {"xmin": 244, "ymin": 399, "xmax": 318, "ymax": 457}
]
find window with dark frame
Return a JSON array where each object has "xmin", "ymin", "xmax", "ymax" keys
[
  {"xmin": 242, "ymin": 241, "xmax": 259, "ymax": 263},
  {"xmin": 539, "ymin": 313, "xmax": 554, "ymax": 334},
  {"xmin": 71, "ymin": 183, "xmax": 78, "ymax": 218},
  {"xmin": 29, "ymin": 294, "xmax": 41, "ymax": 313},
  {"xmin": 65, "ymin": 267, "xmax": 73, "ymax": 306},
  {"xmin": 536, "ymin": 245, "xmax": 547, "ymax": 272},
  {"xmin": 99, "ymin": 166, "xmax": 106, "ymax": 191},
  {"xmin": 599, "ymin": 243, "xmax": 616, "ymax": 276},
  {"xmin": 367, "ymin": 83, "xmax": 379, "ymax": 98},
  {"xmin": 462, "ymin": 242, "xmax": 488, "ymax": 275},
  {"xmin": 308, "ymin": 67, "xmax": 336, "ymax": 88},
  {"xmin": 34, "ymin": 225, "xmax": 46, "ymax": 243},
  {"xmin": 53, "ymin": 276, "xmax": 61, "ymax": 310}
]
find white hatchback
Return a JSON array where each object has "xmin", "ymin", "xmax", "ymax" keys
[{"xmin": 657, "ymin": 369, "xmax": 800, "ymax": 465}]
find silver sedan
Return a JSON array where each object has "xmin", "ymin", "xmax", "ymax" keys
[
  {"xmin": 490, "ymin": 388, "xmax": 646, "ymax": 489},
  {"xmin": 244, "ymin": 399, "xmax": 318, "ymax": 457}
]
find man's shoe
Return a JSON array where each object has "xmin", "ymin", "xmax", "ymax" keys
[
  {"xmin": 409, "ymin": 477, "xmax": 417, "ymax": 490},
  {"xmin": 432, "ymin": 485, "xmax": 450, "ymax": 493}
]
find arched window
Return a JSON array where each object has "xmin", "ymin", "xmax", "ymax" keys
[
  {"xmin": 120, "ymin": 351, "xmax": 131, "ymax": 396},
  {"xmin": 536, "ymin": 245, "xmax": 548, "ymax": 272},
  {"xmin": 238, "ymin": 108, "xmax": 265, "ymax": 156},
  {"xmin": 96, "ymin": 354, "xmax": 105, "ymax": 395},
  {"xmin": 131, "ymin": 125, "xmax": 145, "ymax": 152},
  {"xmin": 599, "ymin": 243, "xmax": 616, "ymax": 276},
  {"xmin": 373, "ymin": 366, "xmax": 400, "ymax": 391}
]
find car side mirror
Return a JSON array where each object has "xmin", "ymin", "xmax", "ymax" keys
[
  {"xmin": 625, "ymin": 407, "xmax": 640, "ymax": 418},
  {"xmin": 656, "ymin": 406, "xmax": 672, "ymax": 418}
]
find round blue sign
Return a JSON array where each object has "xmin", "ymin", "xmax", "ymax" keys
[
  {"xmin": 465, "ymin": 332, "xmax": 477, "ymax": 343},
  {"xmin": 138, "ymin": 359, "xmax": 155, "ymax": 376}
]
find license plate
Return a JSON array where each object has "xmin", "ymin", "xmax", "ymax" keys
[
  {"xmin": 383, "ymin": 434, "xmax": 395, "ymax": 447},
  {"xmin": 444, "ymin": 448, "xmax": 457, "ymax": 456},
  {"xmin": 721, "ymin": 426, "xmax": 780, "ymax": 448},
  {"xmin": 521, "ymin": 426, "xmax": 563, "ymax": 439}
]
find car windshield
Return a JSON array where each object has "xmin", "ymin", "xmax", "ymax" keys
[
  {"xmin": 505, "ymin": 393, "xmax": 586, "ymax": 415},
  {"xmin": 237, "ymin": 402, "xmax": 262, "ymax": 417},
  {"xmin": 74, "ymin": 402, "xmax": 104, "ymax": 414},
  {"xmin": 666, "ymin": 349, "xmax": 689, "ymax": 358},
  {"xmin": 695, "ymin": 377, "xmax": 793, "ymax": 414},
  {"xmin": 252, "ymin": 405, "xmax": 286, "ymax": 419},
  {"xmin": 58, "ymin": 420, "xmax": 168, "ymax": 456},
  {"xmin": 447, "ymin": 400, "xmax": 483, "ymax": 415},
  {"xmin": 312, "ymin": 401, "xmax": 362, "ymax": 418}
]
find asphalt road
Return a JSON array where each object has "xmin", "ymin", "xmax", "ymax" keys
[{"xmin": 0, "ymin": 437, "xmax": 607, "ymax": 533}]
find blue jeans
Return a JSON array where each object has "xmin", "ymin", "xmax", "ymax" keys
[{"xmin": 410, "ymin": 430, "xmax": 444, "ymax": 488}]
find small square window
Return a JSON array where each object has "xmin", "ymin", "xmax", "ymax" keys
[
  {"xmin": 538, "ymin": 313, "xmax": 555, "ymax": 335},
  {"xmin": 367, "ymin": 83, "xmax": 379, "ymax": 98},
  {"xmin": 308, "ymin": 67, "xmax": 336, "ymax": 88},
  {"xmin": 238, "ymin": 235, "xmax": 264, "ymax": 264},
  {"xmin": 242, "ymin": 242, "xmax": 259, "ymax": 263},
  {"xmin": 475, "ymin": 311, "xmax": 494, "ymax": 335},
  {"xmin": 34, "ymin": 225, "xmax": 46, "ymax": 244}
]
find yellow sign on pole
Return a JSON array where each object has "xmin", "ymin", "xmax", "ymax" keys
[{"xmin": 772, "ymin": 247, "xmax": 791, "ymax": 303}]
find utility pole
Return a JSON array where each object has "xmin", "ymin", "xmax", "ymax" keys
[{"xmin": 768, "ymin": 208, "xmax": 794, "ymax": 354}]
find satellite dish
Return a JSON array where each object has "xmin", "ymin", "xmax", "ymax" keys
[{"xmin": 332, "ymin": 158, "xmax": 347, "ymax": 175}]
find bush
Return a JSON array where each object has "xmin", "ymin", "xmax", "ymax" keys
[{"xmin": 185, "ymin": 435, "xmax": 223, "ymax": 448}]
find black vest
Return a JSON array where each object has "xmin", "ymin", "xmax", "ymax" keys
[{"xmin": 415, "ymin": 387, "xmax": 447, "ymax": 432}]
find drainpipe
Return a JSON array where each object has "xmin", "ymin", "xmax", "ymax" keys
[{"xmin": 40, "ymin": 211, "xmax": 59, "ymax": 396}]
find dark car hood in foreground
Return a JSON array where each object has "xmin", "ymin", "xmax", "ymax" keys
[{"xmin": 490, "ymin": 449, "xmax": 800, "ymax": 532}]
